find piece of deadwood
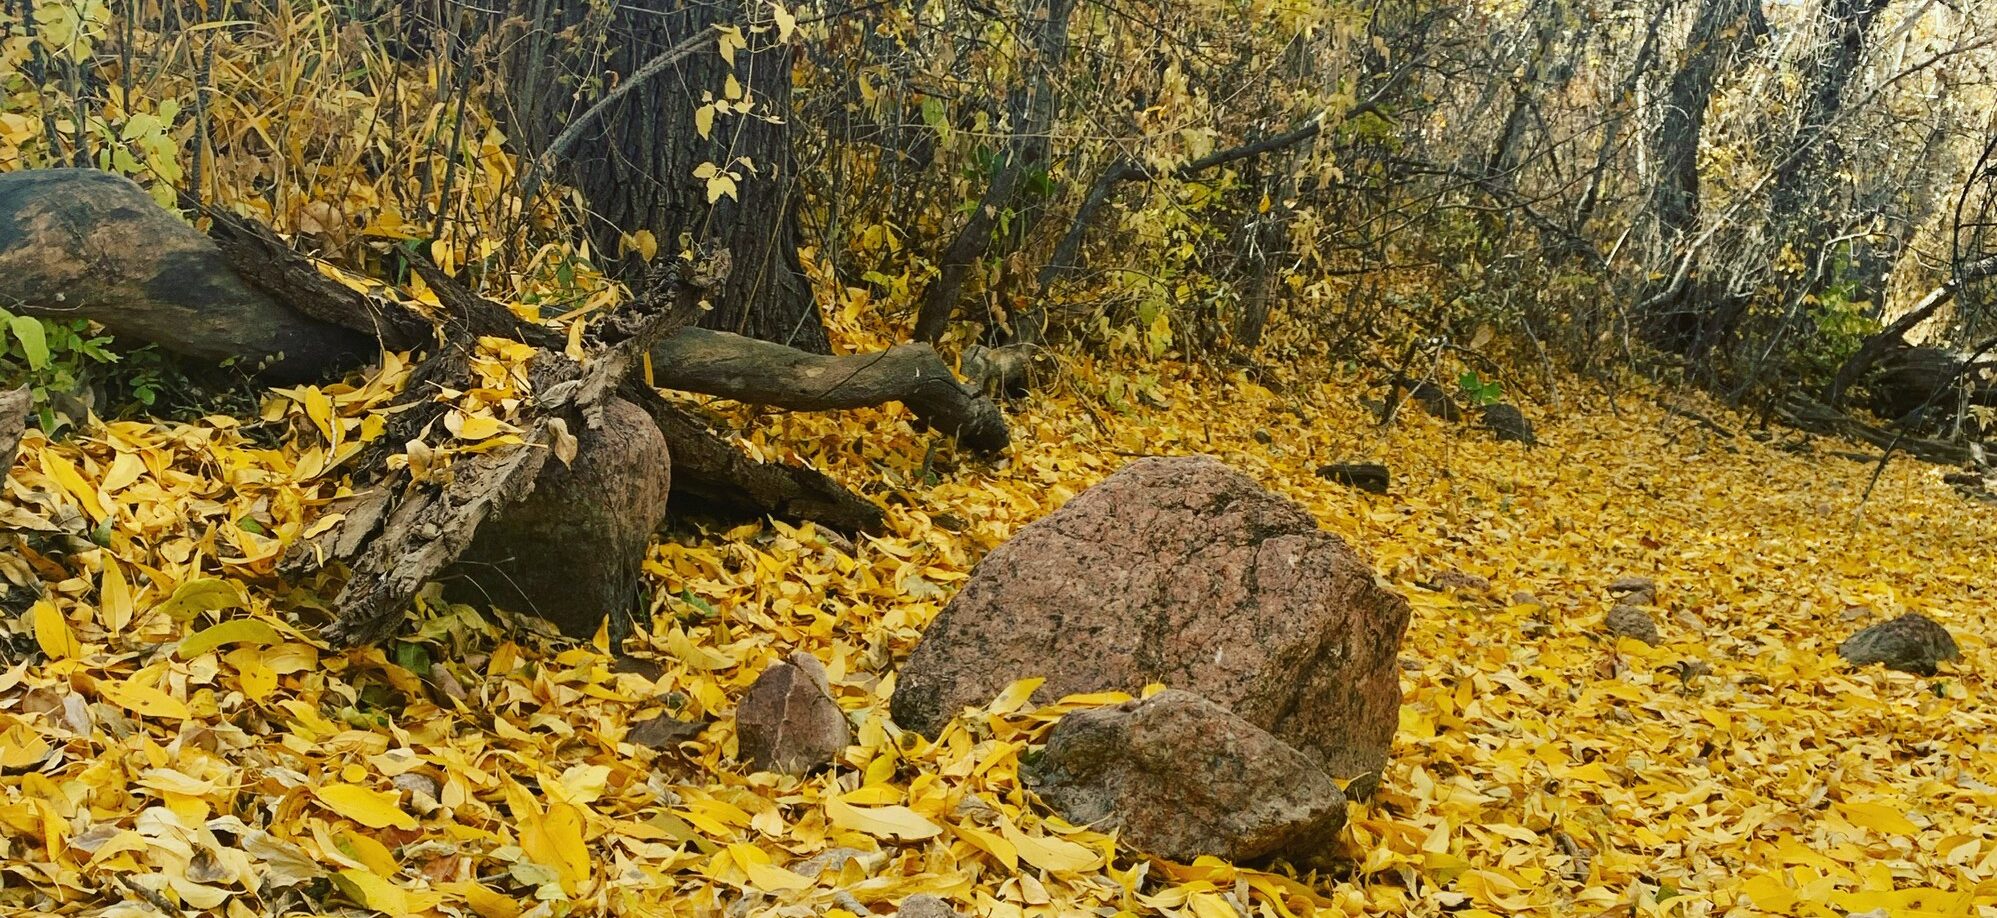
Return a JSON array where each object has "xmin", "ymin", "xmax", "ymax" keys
[{"xmin": 1317, "ymin": 462, "xmax": 1389, "ymax": 494}]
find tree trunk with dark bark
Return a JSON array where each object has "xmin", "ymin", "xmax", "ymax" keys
[
  {"xmin": 502, "ymin": 0, "xmax": 830, "ymax": 352},
  {"xmin": 1638, "ymin": 0, "xmax": 1764, "ymax": 347},
  {"xmin": 0, "ymin": 169, "xmax": 375, "ymax": 380},
  {"xmin": 1650, "ymin": 0, "xmax": 1761, "ymax": 249},
  {"xmin": 910, "ymin": 0, "xmax": 1076, "ymax": 343}
]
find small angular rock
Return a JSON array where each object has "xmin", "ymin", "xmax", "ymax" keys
[
  {"xmin": 1029, "ymin": 690, "xmax": 1347, "ymax": 865},
  {"xmin": 1316, "ymin": 462, "xmax": 1389, "ymax": 494},
  {"xmin": 1837, "ymin": 613, "xmax": 1961, "ymax": 676},
  {"xmin": 1480, "ymin": 403, "xmax": 1537, "ymax": 444},
  {"xmin": 896, "ymin": 894, "xmax": 965, "ymax": 918},
  {"xmin": 1605, "ymin": 603, "xmax": 1661, "ymax": 645},
  {"xmin": 735, "ymin": 652, "xmax": 851, "ymax": 774}
]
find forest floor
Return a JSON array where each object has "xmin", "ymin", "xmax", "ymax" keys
[{"xmin": 4, "ymin": 316, "xmax": 1996, "ymax": 918}]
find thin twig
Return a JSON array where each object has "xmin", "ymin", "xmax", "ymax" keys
[{"xmin": 431, "ymin": 28, "xmax": 478, "ymax": 242}]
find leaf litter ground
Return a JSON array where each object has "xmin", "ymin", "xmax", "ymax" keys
[{"xmin": 3, "ymin": 349, "xmax": 1995, "ymax": 918}]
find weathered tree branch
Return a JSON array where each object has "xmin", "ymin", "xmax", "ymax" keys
[
  {"xmin": 1827, "ymin": 254, "xmax": 1997, "ymax": 408},
  {"xmin": 622, "ymin": 383, "xmax": 886, "ymax": 533},
  {"xmin": 192, "ymin": 200, "xmax": 433, "ymax": 352},
  {"xmin": 652, "ymin": 328, "xmax": 1008, "ymax": 454}
]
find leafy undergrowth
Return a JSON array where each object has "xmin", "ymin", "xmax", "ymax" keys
[{"xmin": 4, "ymin": 335, "xmax": 1996, "ymax": 917}]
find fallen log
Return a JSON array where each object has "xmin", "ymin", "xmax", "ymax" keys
[
  {"xmin": 195, "ymin": 202, "xmax": 433, "ymax": 352},
  {"xmin": 653, "ymin": 328, "xmax": 1008, "ymax": 454},
  {"xmin": 292, "ymin": 255, "xmax": 700, "ymax": 645},
  {"xmin": 0, "ymin": 169, "xmax": 376, "ymax": 380},
  {"xmin": 1774, "ymin": 393, "xmax": 1974, "ymax": 465},
  {"xmin": 4, "ymin": 167, "xmax": 928, "ymax": 643},
  {"xmin": 625, "ymin": 385, "xmax": 886, "ymax": 533},
  {"xmin": 1, "ymin": 168, "xmax": 981, "ymax": 532}
]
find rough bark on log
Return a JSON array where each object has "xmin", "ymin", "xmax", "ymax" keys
[
  {"xmin": 0, "ymin": 169, "xmax": 374, "ymax": 379},
  {"xmin": 0, "ymin": 388, "xmax": 28, "ymax": 471},
  {"xmin": 301, "ymin": 258, "xmax": 702, "ymax": 646},
  {"xmin": 622, "ymin": 383, "xmax": 886, "ymax": 533},
  {"xmin": 448, "ymin": 396, "xmax": 670, "ymax": 639},
  {"xmin": 652, "ymin": 328, "xmax": 1008, "ymax": 454},
  {"xmin": 194, "ymin": 201, "xmax": 433, "ymax": 352}
]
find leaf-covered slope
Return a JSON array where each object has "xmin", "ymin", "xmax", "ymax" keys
[{"xmin": 3, "ymin": 357, "xmax": 1995, "ymax": 917}]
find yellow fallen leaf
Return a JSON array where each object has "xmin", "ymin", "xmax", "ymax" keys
[
  {"xmin": 32, "ymin": 601, "xmax": 77, "ymax": 661},
  {"xmin": 1836, "ymin": 800, "xmax": 1921, "ymax": 836},
  {"xmin": 177, "ymin": 619, "xmax": 283, "ymax": 658},
  {"xmin": 459, "ymin": 882, "xmax": 522, "ymax": 918},
  {"xmin": 953, "ymin": 821, "xmax": 1018, "ymax": 870},
  {"xmin": 228, "ymin": 647, "xmax": 280, "ymax": 702},
  {"xmin": 155, "ymin": 579, "xmax": 245, "ymax": 623},
  {"xmin": 40, "ymin": 452, "xmax": 105, "ymax": 521},
  {"xmin": 0, "ymin": 721, "xmax": 51, "ymax": 770},
  {"xmin": 447, "ymin": 411, "xmax": 513, "ymax": 442},
  {"xmin": 520, "ymin": 801, "xmax": 590, "ymax": 892},
  {"xmin": 1000, "ymin": 816, "xmax": 1101, "ymax": 873},
  {"xmin": 315, "ymin": 783, "xmax": 419, "ymax": 830},
  {"xmin": 98, "ymin": 677, "xmax": 188, "ymax": 720},
  {"xmin": 99, "ymin": 561, "xmax": 134, "ymax": 633},
  {"xmin": 826, "ymin": 796, "xmax": 942, "ymax": 840},
  {"xmin": 726, "ymin": 843, "xmax": 814, "ymax": 892},
  {"xmin": 329, "ymin": 868, "xmax": 441, "ymax": 913}
]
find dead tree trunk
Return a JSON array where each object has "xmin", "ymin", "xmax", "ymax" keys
[
  {"xmin": 1, "ymin": 168, "xmax": 1009, "ymax": 641},
  {"xmin": 502, "ymin": 0, "xmax": 830, "ymax": 352},
  {"xmin": 1638, "ymin": 0, "xmax": 1765, "ymax": 345}
]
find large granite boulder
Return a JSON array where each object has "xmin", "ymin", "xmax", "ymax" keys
[{"xmin": 890, "ymin": 455, "xmax": 1409, "ymax": 778}]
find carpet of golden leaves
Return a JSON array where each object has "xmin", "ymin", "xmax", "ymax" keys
[{"xmin": 3, "ymin": 323, "xmax": 1996, "ymax": 916}]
